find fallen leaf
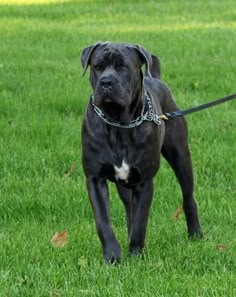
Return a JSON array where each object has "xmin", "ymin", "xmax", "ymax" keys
[
  {"xmin": 78, "ymin": 256, "xmax": 88, "ymax": 268},
  {"xmin": 173, "ymin": 206, "xmax": 183, "ymax": 221},
  {"xmin": 51, "ymin": 230, "xmax": 68, "ymax": 248},
  {"xmin": 217, "ymin": 243, "xmax": 228, "ymax": 252},
  {"xmin": 64, "ymin": 164, "xmax": 76, "ymax": 177},
  {"xmin": 152, "ymin": 262, "xmax": 161, "ymax": 269}
]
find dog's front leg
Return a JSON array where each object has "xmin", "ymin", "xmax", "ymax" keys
[
  {"xmin": 129, "ymin": 180, "xmax": 154, "ymax": 256},
  {"xmin": 115, "ymin": 184, "xmax": 133, "ymax": 239},
  {"xmin": 86, "ymin": 177, "xmax": 121, "ymax": 263}
]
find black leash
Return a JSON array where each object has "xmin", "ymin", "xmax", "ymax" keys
[{"xmin": 163, "ymin": 93, "xmax": 236, "ymax": 120}]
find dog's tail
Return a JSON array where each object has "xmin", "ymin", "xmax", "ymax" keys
[{"xmin": 150, "ymin": 55, "xmax": 161, "ymax": 79}]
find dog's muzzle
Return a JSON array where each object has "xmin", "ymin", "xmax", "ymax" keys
[
  {"xmin": 94, "ymin": 71, "xmax": 127, "ymax": 107},
  {"xmin": 99, "ymin": 77, "xmax": 113, "ymax": 104}
]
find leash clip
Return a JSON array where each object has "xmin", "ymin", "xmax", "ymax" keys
[{"xmin": 153, "ymin": 114, "xmax": 162, "ymax": 125}]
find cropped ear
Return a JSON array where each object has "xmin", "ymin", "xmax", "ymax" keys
[
  {"xmin": 130, "ymin": 45, "xmax": 153, "ymax": 78},
  {"xmin": 80, "ymin": 42, "xmax": 102, "ymax": 76}
]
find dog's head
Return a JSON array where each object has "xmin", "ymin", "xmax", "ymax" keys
[{"xmin": 81, "ymin": 42, "xmax": 160, "ymax": 113}]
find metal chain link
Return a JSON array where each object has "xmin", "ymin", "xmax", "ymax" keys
[{"xmin": 90, "ymin": 89, "xmax": 162, "ymax": 129}]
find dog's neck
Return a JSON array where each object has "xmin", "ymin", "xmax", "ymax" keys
[
  {"xmin": 129, "ymin": 87, "xmax": 145, "ymax": 121},
  {"xmin": 101, "ymin": 88, "xmax": 144, "ymax": 125}
]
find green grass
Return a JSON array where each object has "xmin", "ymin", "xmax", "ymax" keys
[{"xmin": 0, "ymin": 0, "xmax": 236, "ymax": 296}]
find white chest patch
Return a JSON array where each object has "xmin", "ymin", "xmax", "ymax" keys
[{"xmin": 114, "ymin": 160, "xmax": 130, "ymax": 183}]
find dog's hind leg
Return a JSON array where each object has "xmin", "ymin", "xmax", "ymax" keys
[{"xmin": 161, "ymin": 117, "xmax": 203, "ymax": 238}]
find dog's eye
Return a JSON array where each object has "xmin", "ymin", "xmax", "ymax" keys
[
  {"xmin": 94, "ymin": 65, "xmax": 103, "ymax": 71},
  {"xmin": 117, "ymin": 65, "xmax": 128, "ymax": 71}
]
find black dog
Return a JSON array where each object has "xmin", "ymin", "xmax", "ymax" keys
[{"xmin": 81, "ymin": 42, "xmax": 202, "ymax": 263}]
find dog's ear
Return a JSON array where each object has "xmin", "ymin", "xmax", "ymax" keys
[
  {"xmin": 131, "ymin": 45, "xmax": 153, "ymax": 78},
  {"xmin": 81, "ymin": 42, "xmax": 102, "ymax": 76},
  {"xmin": 131, "ymin": 45, "xmax": 160, "ymax": 79}
]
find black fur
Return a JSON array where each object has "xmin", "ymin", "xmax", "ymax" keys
[{"xmin": 81, "ymin": 42, "xmax": 202, "ymax": 263}]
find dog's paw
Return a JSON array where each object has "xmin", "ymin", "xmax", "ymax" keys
[
  {"xmin": 103, "ymin": 243, "xmax": 121, "ymax": 264},
  {"xmin": 104, "ymin": 255, "xmax": 120, "ymax": 265},
  {"xmin": 129, "ymin": 245, "xmax": 144, "ymax": 257},
  {"xmin": 188, "ymin": 229, "xmax": 204, "ymax": 240}
]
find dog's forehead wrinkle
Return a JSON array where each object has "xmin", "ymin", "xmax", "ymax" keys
[
  {"xmin": 95, "ymin": 52, "xmax": 127, "ymax": 66},
  {"xmin": 94, "ymin": 44, "xmax": 136, "ymax": 65},
  {"xmin": 94, "ymin": 43, "xmax": 141, "ymax": 66}
]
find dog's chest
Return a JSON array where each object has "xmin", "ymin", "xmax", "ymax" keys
[
  {"xmin": 84, "ymin": 119, "xmax": 160, "ymax": 187},
  {"xmin": 114, "ymin": 160, "xmax": 130, "ymax": 183},
  {"xmin": 99, "ymin": 133, "xmax": 146, "ymax": 187},
  {"xmin": 100, "ymin": 159, "xmax": 141, "ymax": 188}
]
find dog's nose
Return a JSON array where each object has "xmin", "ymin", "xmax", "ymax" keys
[{"xmin": 100, "ymin": 78, "xmax": 112, "ymax": 90}]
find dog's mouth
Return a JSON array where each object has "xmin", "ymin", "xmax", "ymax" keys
[
  {"xmin": 103, "ymin": 96, "xmax": 113, "ymax": 104},
  {"xmin": 94, "ymin": 94, "xmax": 117, "ymax": 107},
  {"xmin": 95, "ymin": 91, "xmax": 126, "ymax": 108}
]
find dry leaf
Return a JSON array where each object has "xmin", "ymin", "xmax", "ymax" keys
[
  {"xmin": 173, "ymin": 206, "xmax": 183, "ymax": 221},
  {"xmin": 51, "ymin": 230, "xmax": 68, "ymax": 248},
  {"xmin": 217, "ymin": 243, "xmax": 228, "ymax": 252},
  {"xmin": 64, "ymin": 164, "xmax": 76, "ymax": 177}
]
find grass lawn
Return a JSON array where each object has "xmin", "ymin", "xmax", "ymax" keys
[{"xmin": 0, "ymin": 0, "xmax": 236, "ymax": 296}]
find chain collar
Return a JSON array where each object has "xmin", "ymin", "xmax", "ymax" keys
[{"xmin": 90, "ymin": 89, "xmax": 162, "ymax": 129}]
